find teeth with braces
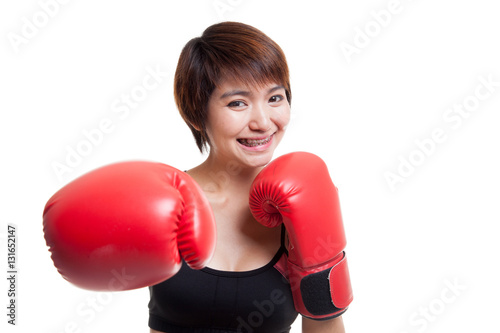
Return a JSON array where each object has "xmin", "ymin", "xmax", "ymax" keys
[{"xmin": 238, "ymin": 136, "xmax": 272, "ymax": 147}]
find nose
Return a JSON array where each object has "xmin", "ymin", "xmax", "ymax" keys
[{"xmin": 248, "ymin": 103, "xmax": 271, "ymax": 132}]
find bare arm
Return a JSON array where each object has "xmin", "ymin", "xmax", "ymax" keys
[{"xmin": 302, "ymin": 315, "xmax": 345, "ymax": 333}]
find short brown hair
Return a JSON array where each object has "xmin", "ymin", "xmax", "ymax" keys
[{"xmin": 174, "ymin": 21, "xmax": 292, "ymax": 153}]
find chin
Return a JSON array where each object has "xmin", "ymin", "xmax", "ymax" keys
[{"xmin": 244, "ymin": 151, "xmax": 275, "ymax": 169}]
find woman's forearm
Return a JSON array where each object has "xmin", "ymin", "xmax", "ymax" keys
[{"xmin": 302, "ymin": 315, "xmax": 345, "ymax": 333}]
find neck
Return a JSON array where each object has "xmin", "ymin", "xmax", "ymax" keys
[{"xmin": 189, "ymin": 153, "xmax": 263, "ymax": 195}]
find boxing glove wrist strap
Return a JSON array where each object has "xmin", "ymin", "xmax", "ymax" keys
[{"xmin": 289, "ymin": 252, "xmax": 353, "ymax": 320}]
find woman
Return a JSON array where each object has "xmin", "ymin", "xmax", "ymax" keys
[{"xmin": 148, "ymin": 21, "xmax": 346, "ymax": 333}]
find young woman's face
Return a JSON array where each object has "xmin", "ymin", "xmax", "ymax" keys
[{"xmin": 205, "ymin": 78, "xmax": 290, "ymax": 168}]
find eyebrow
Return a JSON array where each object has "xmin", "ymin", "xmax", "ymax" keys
[{"xmin": 219, "ymin": 85, "xmax": 285, "ymax": 100}]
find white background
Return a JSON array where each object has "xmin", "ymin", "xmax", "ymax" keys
[{"xmin": 1, "ymin": 0, "xmax": 499, "ymax": 332}]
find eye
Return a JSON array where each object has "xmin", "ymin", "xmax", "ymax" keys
[
  {"xmin": 269, "ymin": 95, "xmax": 284, "ymax": 104},
  {"xmin": 227, "ymin": 100, "xmax": 246, "ymax": 108}
]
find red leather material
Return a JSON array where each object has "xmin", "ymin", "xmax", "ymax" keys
[
  {"xmin": 329, "ymin": 253, "xmax": 353, "ymax": 309},
  {"xmin": 250, "ymin": 152, "xmax": 353, "ymax": 318},
  {"xmin": 43, "ymin": 161, "xmax": 216, "ymax": 291},
  {"xmin": 250, "ymin": 152, "xmax": 346, "ymax": 267},
  {"xmin": 273, "ymin": 251, "xmax": 289, "ymax": 281}
]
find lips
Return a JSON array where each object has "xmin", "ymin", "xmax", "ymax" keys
[{"xmin": 237, "ymin": 135, "xmax": 273, "ymax": 147}]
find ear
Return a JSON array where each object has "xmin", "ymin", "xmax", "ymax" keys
[{"xmin": 189, "ymin": 121, "xmax": 201, "ymax": 132}]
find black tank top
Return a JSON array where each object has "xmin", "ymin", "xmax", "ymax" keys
[{"xmin": 148, "ymin": 243, "xmax": 298, "ymax": 332}]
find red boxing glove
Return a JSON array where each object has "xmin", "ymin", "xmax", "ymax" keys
[
  {"xmin": 250, "ymin": 152, "xmax": 353, "ymax": 320},
  {"xmin": 43, "ymin": 161, "xmax": 216, "ymax": 291}
]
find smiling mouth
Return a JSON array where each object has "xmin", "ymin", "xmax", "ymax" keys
[{"xmin": 237, "ymin": 135, "xmax": 273, "ymax": 147}]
